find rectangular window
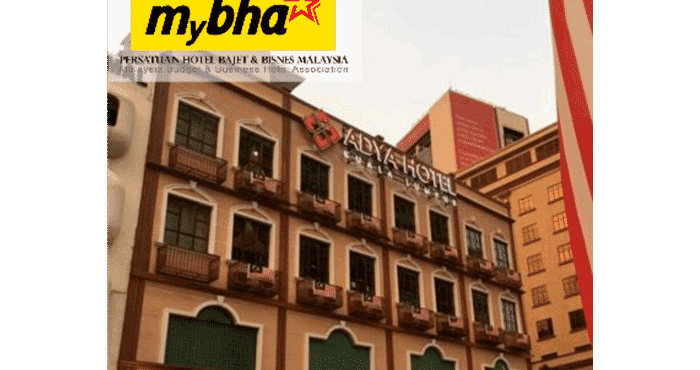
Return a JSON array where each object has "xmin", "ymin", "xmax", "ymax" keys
[
  {"xmin": 107, "ymin": 94, "xmax": 119, "ymax": 127},
  {"xmin": 532, "ymin": 285, "xmax": 550, "ymax": 307},
  {"xmin": 299, "ymin": 236, "xmax": 330, "ymax": 283},
  {"xmin": 466, "ymin": 227, "xmax": 482, "ymax": 258},
  {"xmin": 472, "ymin": 290, "xmax": 490, "ymax": 325},
  {"xmin": 552, "ymin": 212, "xmax": 568, "ymax": 233},
  {"xmin": 501, "ymin": 300, "xmax": 518, "ymax": 332},
  {"xmin": 394, "ymin": 196, "xmax": 416, "ymax": 232},
  {"xmin": 563, "ymin": 275, "xmax": 579, "ymax": 298},
  {"xmin": 175, "ymin": 102, "xmax": 219, "ymax": 157},
  {"xmin": 494, "ymin": 239, "xmax": 510, "ymax": 269},
  {"xmin": 349, "ymin": 252, "xmax": 375, "ymax": 295},
  {"xmin": 231, "ymin": 215, "xmax": 271, "ymax": 267},
  {"xmin": 569, "ymin": 309, "xmax": 587, "ymax": 331},
  {"xmin": 558, "ymin": 243, "xmax": 574, "ymax": 264},
  {"xmin": 434, "ymin": 278, "xmax": 455, "ymax": 316},
  {"xmin": 503, "ymin": 128, "xmax": 524, "ymax": 145},
  {"xmin": 536, "ymin": 139, "xmax": 560, "ymax": 161},
  {"xmin": 471, "ymin": 168, "xmax": 497, "ymax": 189},
  {"xmin": 348, "ymin": 176, "xmax": 373, "ymax": 216},
  {"xmin": 429, "ymin": 211, "xmax": 450, "ymax": 245},
  {"xmin": 522, "ymin": 224, "xmax": 540, "ymax": 244},
  {"xmin": 548, "ymin": 183, "xmax": 563, "ymax": 202},
  {"xmin": 518, "ymin": 195, "xmax": 535, "ymax": 214},
  {"xmin": 536, "ymin": 318, "xmax": 555, "ymax": 340},
  {"xmin": 238, "ymin": 128, "xmax": 274, "ymax": 177},
  {"xmin": 163, "ymin": 195, "xmax": 211, "ymax": 253},
  {"xmin": 300, "ymin": 155, "xmax": 330, "ymax": 199},
  {"xmin": 398, "ymin": 267, "xmax": 420, "ymax": 307},
  {"xmin": 527, "ymin": 254, "xmax": 545, "ymax": 275},
  {"xmin": 505, "ymin": 151, "xmax": 532, "ymax": 175}
]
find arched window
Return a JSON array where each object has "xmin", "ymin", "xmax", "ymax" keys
[
  {"xmin": 309, "ymin": 329, "xmax": 370, "ymax": 370},
  {"xmin": 164, "ymin": 306, "xmax": 258, "ymax": 370},
  {"xmin": 486, "ymin": 359, "xmax": 509, "ymax": 370},
  {"xmin": 410, "ymin": 347, "xmax": 455, "ymax": 370}
]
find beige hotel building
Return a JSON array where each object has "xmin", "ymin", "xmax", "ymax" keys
[{"xmin": 111, "ymin": 80, "xmax": 534, "ymax": 370}]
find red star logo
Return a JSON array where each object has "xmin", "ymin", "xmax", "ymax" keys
[{"xmin": 284, "ymin": 0, "xmax": 321, "ymax": 25}]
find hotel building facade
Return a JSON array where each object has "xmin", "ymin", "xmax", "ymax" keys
[
  {"xmin": 115, "ymin": 81, "xmax": 533, "ymax": 370},
  {"xmin": 454, "ymin": 124, "xmax": 592, "ymax": 370}
]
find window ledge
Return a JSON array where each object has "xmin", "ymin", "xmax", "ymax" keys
[
  {"xmin": 523, "ymin": 238, "xmax": 541, "ymax": 246},
  {"xmin": 553, "ymin": 228, "xmax": 568, "ymax": 235},
  {"xmin": 528, "ymin": 270, "xmax": 546, "ymax": 277},
  {"xmin": 564, "ymin": 292, "xmax": 580, "ymax": 299},
  {"xmin": 537, "ymin": 335, "xmax": 556, "ymax": 342},
  {"xmin": 570, "ymin": 327, "xmax": 588, "ymax": 334},
  {"xmin": 559, "ymin": 260, "xmax": 574, "ymax": 266},
  {"xmin": 533, "ymin": 301, "xmax": 551, "ymax": 308},
  {"xmin": 548, "ymin": 197, "xmax": 563, "ymax": 205},
  {"xmin": 519, "ymin": 208, "xmax": 537, "ymax": 216}
]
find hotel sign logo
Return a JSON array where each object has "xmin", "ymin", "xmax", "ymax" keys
[{"xmin": 131, "ymin": 0, "xmax": 336, "ymax": 50}]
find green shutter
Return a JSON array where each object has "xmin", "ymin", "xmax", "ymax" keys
[
  {"xmin": 309, "ymin": 330, "xmax": 370, "ymax": 370},
  {"xmin": 410, "ymin": 347, "xmax": 455, "ymax": 370}
]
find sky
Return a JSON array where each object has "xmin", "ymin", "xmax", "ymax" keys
[{"xmin": 108, "ymin": 0, "xmax": 557, "ymax": 146}]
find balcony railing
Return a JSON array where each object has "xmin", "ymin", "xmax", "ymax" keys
[
  {"xmin": 436, "ymin": 314, "xmax": 468, "ymax": 338},
  {"xmin": 155, "ymin": 243, "xmax": 220, "ymax": 283},
  {"xmin": 347, "ymin": 291, "xmax": 386, "ymax": 321},
  {"xmin": 501, "ymin": 330, "xmax": 531, "ymax": 351},
  {"xmin": 233, "ymin": 168, "xmax": 282, "ymax": 200},
  {"xmin": 396, "ymin": 303, "xmax": 435, "ymax": 331},
  {"xmin": 296, "ymin": 278, "xmax": 344, "ymax": 311},
  {"xmin": 346, "ymin": 210, "xmax": 382, "ymax": 237},
  {"xmin": 429, "ymin": 242, "xmax": 461, "ymax": 266},
  {"xmin": 472, "ymin": 321, "xmax": 502, "ymax": 345},
  {"xmin": 393, "ymin": 228, "xmax": 428, "ymax": 255},
  {"xmin": 298, "ymin": 192, "xmax": 342, "ymax": 223},
  {"xmin": 227, "ymin": 261, "xmax": 280, "ymax": 297},
  {"xmin": 466, "ymin": 256, "xmax": 496, "ymax": 277},
  {"xmin": 494, "ymin": 267, "xmax": 523, "ymax": 289},
  {"xmin": 169, "ymin": 144, "xmax": 227, "ymax": 184},
  {"xmin": 119, "ymin": 361, "xmax": 198, "ymax": 370}
]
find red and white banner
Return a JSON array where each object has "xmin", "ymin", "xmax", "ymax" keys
[{"xmin": 549, "ymin": 0, "xmax": 593, "ymax": 342}]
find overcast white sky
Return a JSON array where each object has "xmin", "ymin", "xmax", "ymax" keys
[{"xmin": 108, "ymin": 0, "xmax": 557, "ymax": 145}]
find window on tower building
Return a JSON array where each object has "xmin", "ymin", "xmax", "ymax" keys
[
  {"xmin": 238, "ymin": 128, "xmax": 274, "ymax": 177},
  {"xmin": 175, "ymin": 102, "xmax": 220, "ymax": 157},
  {"xmin": 429, "ymin": 211, "xmax": 450, "ymax": 245},
  {"xmin": 552, "ymin": 212, "xmax": 568, "ymax": 233},
  {"xmin": 518, "ymin": 195, "xmax": 535, "ymax": 214},
  {"xmin": 569, "ymin": 309, "xmax": 587, "ymax": 332},
  {"xmin": 522, "ymin": 223, "xmax": 540, "ymax": 244},
  {"xmin": 398, "ymin": 266, "xmax": 420, "ymax": 307},
  {"xmin": 434, "ymin": 278, "xmax": 456, "ymax": 316},
  {"xmin": 349, "ymin": 251, "xmax": 375, "ymax": 295},
  {"xmin": 532, "ymin": 285, "xmax": 550, "ymax": 307},
  {"xmin": 231, "ymin": 215, "xmax": 271, "ymax": 267},
  {"xmin": 527, "ymin": 254, "xmax": 545, "ymax": 275},
  {"xmin": 558, "ymin": 243, "xmax": 574, "ymax": 264},
  {"xmin": 548, "ymin": 182, "xmax": 564, "ymax": 203},
  {"xmin": 300, "ymin": 155, "xmax": 330, "ymax": 199},
  {"xmin": 394, "ymin": 195, "xmax": 416, "ymax": 232},
  {"xmin": 163, "ymin": 195, "xmax": 212, "ymax": 253},
  {"xmin": 348, "ymin": 175, "xmax": 373, "ymax": 216},
  {"xmin": 299, "ymin": 236, "xmax": 330, "ymax": 283},
  {"xmin": 536, "ymin": 318, "xmax": 555, "ymax": 340},
  {"xmin": 563, "ymin": 275, "xmax": 579, "ymax": 298}
]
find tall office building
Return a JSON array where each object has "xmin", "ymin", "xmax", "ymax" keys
[
  {"xmin": 113, "ymin": 81, "xmax": 532, "ymax": 370},
  {"xmin": 455, "ymin": 124, "xmax": 592, "ymax": 370},
  {"xmin": 396, "ymin": 90, "xmax": 530, "ymax": 173}
]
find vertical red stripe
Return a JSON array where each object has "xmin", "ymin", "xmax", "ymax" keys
[
  {"xmin": 583, "ymin": 0, "xmax": 593, "ymax": 33},
  {"xmin": 550, "ymin": 0, "xmax": 593, "ymax": 196},
  {"xmin": 558, "ymin": 128, "xmax": 593, "ymax": 343}
]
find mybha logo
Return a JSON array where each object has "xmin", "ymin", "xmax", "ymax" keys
[{"xmin": 131, "ymin": 0, "xmax": 335, "ymax": 51}]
